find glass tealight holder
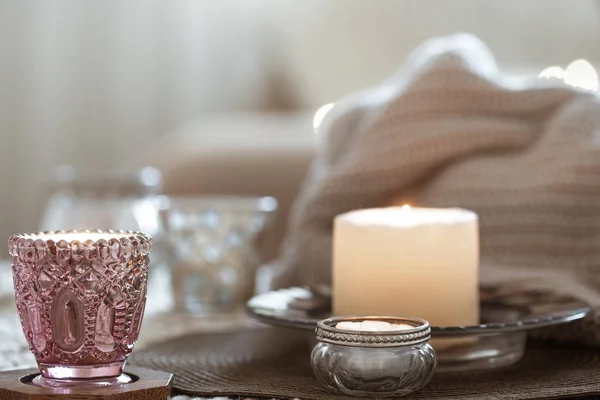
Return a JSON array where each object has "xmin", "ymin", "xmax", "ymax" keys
[
  {"xmin": 161, "ymin": 196, "xmax": 277, "ymax": 315},
  {"xmin": 311, "ymin": 316, "xmax": 436, "ymax": 398},
  {"xmin": 9, "ymin": 230, "xmax": 151, "ymax": 388}
]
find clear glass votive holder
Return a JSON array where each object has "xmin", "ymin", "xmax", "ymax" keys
[
  {"xmin": 161, "ymin": 196, "xmax": 277, "ymax": 315},
  {"xmin": 9, "ymin": 230, "xmax": 151, "ymax": 388},
  {"xmin": 311, "ymin": 316, "xmax": 436, "ymax": 398}
]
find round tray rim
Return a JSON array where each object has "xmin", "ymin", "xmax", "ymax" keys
[{"xmin": 246, "ymin": 287, "xmax": 591, "ymax": 337}]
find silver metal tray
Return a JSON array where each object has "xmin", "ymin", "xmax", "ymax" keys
[
  {"xmin": 247, "ymin": 284, "xmax": 590, "ymax": 372},
  {"xmin": 247, "ymin": 285, "xmax": 590, "ymax": 337}
]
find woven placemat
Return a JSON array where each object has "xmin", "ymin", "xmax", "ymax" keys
[{"xmin": 129, "ymin": 327, "xmax": 600, "ymax": 400}]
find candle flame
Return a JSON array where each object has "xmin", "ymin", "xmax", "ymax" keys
[{"xmin": 401, "ymin": 204, "xmax": 411, "ymax": 211}]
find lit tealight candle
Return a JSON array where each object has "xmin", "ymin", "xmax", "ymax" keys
[
  {"xmin": 336, "ymin": 320, "xmax": 414, "ymax": 331},
  {"xmin": 333, "ymin": 206, "xmax": 479, "ymax": 328}
]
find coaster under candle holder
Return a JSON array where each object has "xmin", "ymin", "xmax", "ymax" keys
[
  {"xmin": 247, "ymin": 285, "xmax": 590, "ymax": 372},
  {"xmin": 0, "ymin": 230, "xmax": 172, "ymax": 399},
  {"xmin": 311, "ymin": 316, "xmax": 436, "ymax": 397}
]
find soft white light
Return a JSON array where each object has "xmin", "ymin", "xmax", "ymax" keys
[
  {"xmin": 539, "ymin": 66, "xmax": 565, "ymax": 80},
  {"xmin": 338, "ymin": 206, "xmax": 477, "ymax": 228},
  {"xmin": 336, "ymin": 320, "xmax": 414, "ymax": 331},
  {"xmin": 565, "ymin": 59, "xmax": 599, "ymax": 92},
  {"xmin": 313, "ymin": 102, "xmax": 334, "ymax": 131},
  {"xmin": 539, "ymin": 59, "xmax": 598, "ymax": 92}
]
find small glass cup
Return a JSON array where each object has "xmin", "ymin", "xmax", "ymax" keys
[
  {"xmin": 40, "ymin": 165, "xmax": 163, "ymax": 236},
  {"xmin": 161, "ymin": 196, "xmax": 277, "ymax": 315},
  {"xmin": 311, "ymin": 316, "xmax": 436, "ymax": 398},
  {"xmin": 9, "ymin": 230, "xmax": 151, "ymax": 388}
]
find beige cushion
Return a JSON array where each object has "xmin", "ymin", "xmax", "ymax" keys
[{"xmin": 142, "ymin": 112, "xmax": 315, "ymax": 261}]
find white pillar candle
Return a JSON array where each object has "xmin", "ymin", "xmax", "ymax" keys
[{"xmin": 333, "ymin": 206, "xmax": 479, "ymax": 327}]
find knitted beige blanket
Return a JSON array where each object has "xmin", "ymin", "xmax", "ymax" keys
[{"xmin": 279, "ymin": 34, "xmax": 600, "ymax": 346}]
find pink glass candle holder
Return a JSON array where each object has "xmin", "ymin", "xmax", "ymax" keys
[{"xmin": 9, "ymin": 230, "xmax": 151, "ymax": 388}]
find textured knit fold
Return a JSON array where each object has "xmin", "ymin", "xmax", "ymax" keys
[{"xmin": 279, "ymin": 34, "xmax": 600, "ymax": 346}]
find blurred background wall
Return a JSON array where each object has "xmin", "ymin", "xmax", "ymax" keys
[{"xmin": 0, "ymin": 0, "xmax": 599, "ymax": 246}]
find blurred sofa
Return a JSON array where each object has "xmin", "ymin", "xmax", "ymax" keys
[
  {"xmin": 4, "ymin": 0, "xmax": 600, "ymax": 253},
  {"xmin": 132, "ymin": 0, "xmax": 600, "ymax": 266},
  {"xmin": 145, "ymin": 112, "xmax": 316, "ymax": 261}
]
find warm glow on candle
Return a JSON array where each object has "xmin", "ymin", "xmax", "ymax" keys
[
  {"xmin": 21, "ymin": 231, "xmax": 140, "ymax": 242},
  {"xmin": 341, "ymin": 206, "xmax": 476, "ymax": 228},
  {"xmin": 336, "ymin": 320, "xmax": 414, "ymax": 331}
]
